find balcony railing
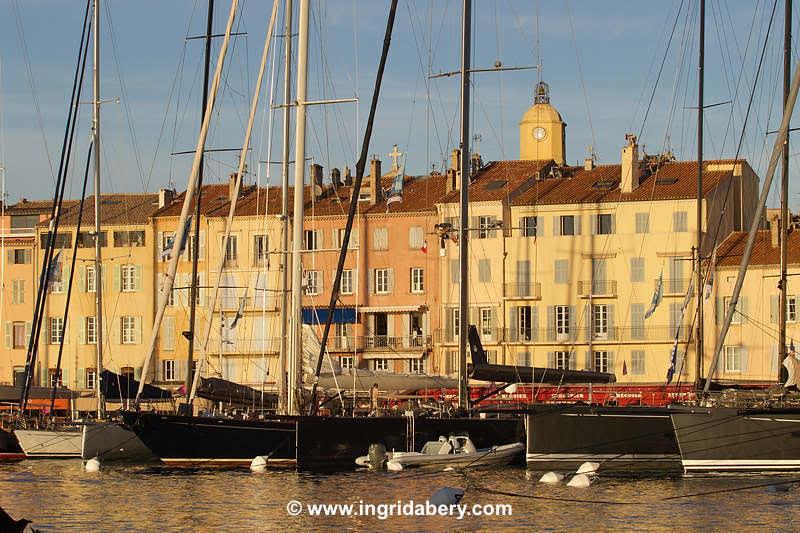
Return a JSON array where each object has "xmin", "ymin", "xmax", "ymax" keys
[
  {"xmin": 657, "ymin": 278, "xmax": 692, "ymax": 296},
  {"xmin": 577, "ymin": 280, "xmax": 617, "ymax": 297},
  {"xmin": 364, "ymin": 335, "xmax": 432, "ymax": 350},
  {"xmin": 504, "ymin": 282, "xmax": 542, "ymax": 299}
]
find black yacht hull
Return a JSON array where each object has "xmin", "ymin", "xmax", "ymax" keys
[
  {"xmin": 670, "ymin": 407, "xmax": 800, "ymax": 472},
  {"xmin": 122, "ymin": 411, "xmax": 523, "ymax": 469},
  {"xmin": 526, "ymin": 404, "xmax": 682, "ymax": 474},
  {"xmin": 0, "ymin": 428, "xmax": 24, "ymax": 462}
]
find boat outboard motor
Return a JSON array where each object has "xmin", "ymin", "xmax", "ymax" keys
[{"xmin": 368, "ymin": 443, "xmax": 388, "ymax": 470}]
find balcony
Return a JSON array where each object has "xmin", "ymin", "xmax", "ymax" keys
[
  {"xmin": 364, "ymin": 335, "xmax": 432, "ymax": 351},
  {"xmin": 504, "ymin": 282, "xmax": 542, "ymax": 299},
  {"xmin": 577, "ymin": 280, "xmax": 617, "ymax": 298},
  {"xmin": 657, "ymin": 278, "xmax": 692, "ymax": 296}
]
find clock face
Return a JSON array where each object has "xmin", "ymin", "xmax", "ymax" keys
[{"xmin": 532, "ymin": 126, "xmax": 547, "ymax": 141}]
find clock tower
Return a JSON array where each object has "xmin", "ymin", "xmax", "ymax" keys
[{"xmin": 519, "ymin": 81, "xmax": 566, "ymax": 164}]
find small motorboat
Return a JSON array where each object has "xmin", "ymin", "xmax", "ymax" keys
[{"xmin": 355, "ymin": 435, "xmax": 524, "ymax": 471}]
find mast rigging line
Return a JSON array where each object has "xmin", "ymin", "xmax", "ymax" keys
[
  {"xmin": 20, "ymin": 0, "xmax": 93, "ymax": 411},
  {"xmin": 307, "ymin": 0, "xmax": 400, "ymax": 416}
]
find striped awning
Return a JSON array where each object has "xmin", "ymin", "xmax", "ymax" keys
[{"xmin": 358, "ymin": 305, "xmax": 425, "ymax": 314}]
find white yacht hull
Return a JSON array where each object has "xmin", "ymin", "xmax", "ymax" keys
[{"xmin": 15, "ymin": 428, "xmax": 82, "ymax": 458}]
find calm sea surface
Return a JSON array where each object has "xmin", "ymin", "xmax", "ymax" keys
[{"xmin": 2, "ymin": 460, "xmax": 800, "ymax": 531}]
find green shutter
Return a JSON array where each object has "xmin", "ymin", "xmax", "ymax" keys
[
  {"xmin": 113, "ymin": 264, "xmax": 121, "ymax": 292},
  {"xmin": 4, "ymin": 322, "xmax": 11, "ymax": 349},
  {"xmin": 78, "ymin": 266, "xmax": 86, "ymax": 292},
  {"xmin": 77, "ymin": 368, "xmax": 86, "ymax": 389},
  {"xmin": 134, "ymin": 265, "xmax": 142, "ymax": 291}
]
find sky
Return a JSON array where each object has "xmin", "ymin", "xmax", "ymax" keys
[{"xmin": 1, "ymin": 0, "xmax": 799, "ymax": 210}]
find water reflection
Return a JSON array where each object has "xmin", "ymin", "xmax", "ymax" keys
[{"xmin": 2, "ymin": 461, "xmax": 800, "ymax": 531}]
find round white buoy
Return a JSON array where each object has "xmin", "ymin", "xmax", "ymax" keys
[
  {"xmin": 250, "ymin": 456, "xmax": 267, "ymax": 472},
  {"xmin": 386, "ymin": 460, "xmax": 404, "ymax": 472},
  {"xmin": 576, "ymin": 461, "xmax": 600, "ymax": 475},
  {"xmin": 566, "ymin": 473, "xmax": 594, "ymax": 488},
  {"xmin": 443, "ymin": 466, "xmax": 455, "ymax": 472},
  {"xmin": 84, "ymin": 458, "xmax": 101, "ymax": 472},
  {"xmin": 538, "ymin": 471, "xmax": 564, "ymax": 484}
]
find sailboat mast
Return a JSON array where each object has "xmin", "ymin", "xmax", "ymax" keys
[
  {"xmin": 186, "ymin": 0, "xmax": 215, "ymax": 409},
  {"xmin": 288, "ymin": 0, "xmax": 309, "ymax": 415},
  {"xmin": 278, "ymin": 0, "xmax": 293, "ymax": 415},
  {"xmin": 92, "ymin": 0, "xmax": 104, "ymax": 418},
  {"xmin": 457, "ymin": 0, "xmax": 471, "ymax": 411},
  {"xmin": 694, "ymin": 0, "xmax": 705, "ymax": 389},
  {"xmin": 779, "ymin": 0, "xmax": 792, "ymax": 380}
]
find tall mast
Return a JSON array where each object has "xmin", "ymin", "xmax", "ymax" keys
[
  {"xmin": 287, "ymin": 0, "xmax": 309, "ymax": 415},
  {"xmin": 694, "ymin": 0, "xmax": 705, "ymax": 389},
  {"xmin": 779, "ymin": 0, "xmax": 792, "ymax": 380},
  {"xmin": 185, "ymin": 0, "xmax": 215, "ymax": 410},
  {"xmin": 457, "ymin": 0, "xmax": 471, "ymax": 411},
  {"xmin": 278, "ymin": 0, "xmax": 293, "ymax": 415},
  {"xmin": 92, "ymin": 0, "xmax": 104, "ymax": 418}
]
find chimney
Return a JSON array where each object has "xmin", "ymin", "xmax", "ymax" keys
[
  {"xmin": 771, "ymin": 214, "xmax": 780, "ymax": 248},
  {"xmin": 446, "ymin": 148, "xmax": 461, "ymax": 193},
  {"xmin": 229, "ymin": 173, "xmax": 242, "ymax": 200},
  {"xmin": 344, "ymin": 165, "xmax": 353, "ymax": 186},
  {"xmin": 158, "ymin": 188, "xmax": 174, "ymax": 208},
  {"xmin": 331, "ymin": 167, "xmax": 342, "ymax": 188},
  {"xmin": 311, "ymin": 163, "xmax": 324, "ymax": 198},
  {"xmin": 369, "ymin": 157, "xmax": 382, "ymax": 204},
  {"xmin": 584, "ymin": 157, "xmax": 595, "ymax": 171},
  {"xmin": 620, "ymin": 133, "xmax": 641, "ymax": 193}
]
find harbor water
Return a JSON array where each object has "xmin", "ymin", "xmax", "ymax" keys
[{"xmin": 3, "ymin": 460, "xmax": 800, "ymax": 531}]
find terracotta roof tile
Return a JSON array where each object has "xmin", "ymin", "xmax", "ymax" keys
[
  {"xmin": 715, "ymin": 229, "xmax": 800, "ymax": 268},
  {"xmin": 49, "ymin": 194, "xmax": 158, "ymax": 226},
  {"xmin": 440, "ymin": 160, "xmax": 553, "ymax": 204},
  {"xmin": 8, "ymin": 199, "xmax": 78, "ymax": 216}
]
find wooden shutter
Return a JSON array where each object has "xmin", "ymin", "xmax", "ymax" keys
[
  {"xmin": 574, "ymin": 215, "xmax": 582, "ymax": 235},
  {"xmin": 78, "ymin": 318, "xmax": 85, "ymax": 344},
  {"xmin": 4, "ymin": 322, "xmax": 11, "ymax": 349},
  {"xmin": 568, "ymin": 351, "xmax": 577, "ymax": 370},
  {"xmin": 367, "ymin": 269, "xmax": 375, "ymax": 294},
  {"xmin": 199, "ymin": 230, "xmax": 205, "ymax": 261},
  {"xmin": 607, "ymin": 304, "xmax": 616, "ymax": 340},
  {"xmin": 134, "ymin": 316, "xmax": 142, "ymax": 344},
  {"xmin": 113, "ymin": 264, "xmax": 121, "ymax": 292},
  {"xmin": 547, "ymin": 351, "xmax": 555, "ymax": 368},
  {"xmin": 509, "ymin": 306, "xmax": 518, "ymax": 341},
  {"xmin": 552, "ymin": 216, "xmax": 560, "ymax": 236},
  {"xmin": 78, "ymin": 266, "xmax": 86, "ymax": 292},
  {"xmin": 112, "ymin": 317, "xmax": 121, "ymax": 345},
  {"xmin": 568, "ymin": 305, "xmax": 576, "ymax": 341},
  {"xmin": 25, "ymin": 322, "xmax": 31, "ymax": 346},
  {"xmin": 584, "ymin": 350, "xmax": 592, "ymax": 371},
  {"xmin": 607, "ymin": 351, "xmax": 615, "ymax": 374},
  {"xmin": 445, "ymin": 309, "xmax": 454, "ymax": 343},
  {"xmin": 546, "ymin": 306, "xmax": 555, "ymax": 341},
  {"xmin": 719, "ymin": 297, "xmax": 727, "ymax": 325},
  {"xmin": 740, "ymin": 347, "xmax": 749, "ymax": 373},
  {"xmin": 387, "ymin": 268, "xmax": 394, "ymax": 293},
  {"xmin": 134, "ymin": 265, "xmax": 143, "ymax": 291},
  {"xmin": 531, "ymin": 307, "xmax": 539, "ymax": 341}
]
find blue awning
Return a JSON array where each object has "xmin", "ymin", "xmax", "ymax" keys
[{"xmin": 302, "ymin": 307, "xmax": 357, "ymax": 325}]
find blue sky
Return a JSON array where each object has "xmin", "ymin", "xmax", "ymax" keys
[{"xmin": 0, "ymin": 0, "xmax": 798, "ymax": 210}]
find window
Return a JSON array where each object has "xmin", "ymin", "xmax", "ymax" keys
[
  {"xmin": 409, "ymin": 359, "xmax": 424, "ymax": 374},
  {"xmin": 372, "ymin": 358, "xmax": 389, "ymax": 371},
  {"xmin": 161, "ymin": 316, "xmax": 176, "ymax": 351},
  {"xmin": 554, "ymin": 259, "xmax": 569, "ymax": 284},
  {"xmin": 450, "ymin": 260, "xmax": 460, "ymax": 284},
  {"xmin": 372, "ymin": 227, "xmax": 388, "ymax": 250},
  {"xmin": 340, "ymin": 270, "xmax": 353, "ymax": 295},
  {"xmin": 253, "ymin": 235, "xmax": 269, "ymax": 265},
  {"xmin": 305, "ymin": 270, "xmax": 321, "ymax": 296},
  {"xmin": 11, "ymin": 214, "xmax": 39, "ymax": 233},
  {"xmin": 48, "ymin": 368, "xmax": 63, "ymax": 388},
  {"xmin": 340, "ymin": 355, "xmax": 354, "ymax": 370},
  {"xmin": 478, "ymin": 259, "xmax": 491, "ymax": 283},
  {"xmin": 85, "ymin": 317, "xmax": 97, "ymax": 344},
  {"xmin": 304, "ymin": 229, "xmax": 321, "ymax": 251},
  {"xmin": 121, "ymin": 367, "xmax": 135, "ymax": 379},
  {"xmin": 594, "ymin": 350, "xmax": 609, "ymax": 373},
  {"xmin": 724, "ymin": 346, "xmax": 742, "ymax": 373},
  {"xmin": 11, "ymin": 280, "xmax": 24, "ymax": 304},
  {"xmin": 85, "ymin": 368, "xmax": 97, "ymax": 390},
  {"xmin": 334, "ymin": 323, "xmax": 352, "ymax": 350},
  {"xmin": 631, "ymin": 304, "xmax": 645, "ymax": 340},
  {"xmin": 408, "ymin": 226, "xmax": 424, "ymax": 249},
  {"xmin": 559, "ymin": 215, "xmax": 575, "ymax": 236},
  {"xmin": 224, "ymin": 235, "xmax": 238, "ymax": 265},
  {"xmin": 332, "ymin": 228, "xmax": 358, "ymax": 249},
  {"xmin": 724, "ymin": 297, "xmax": 743, "ymax": 324},
  {"xmin": 630, "ymin": 257, "xmax": 645, "ymax": 283},
  {"xmin": 555, "ymin": 351, "xmax": 570, "ymax": 370},
  {"xmin": 162, "ymin": 360, "xmax": 176, "ymax": 381},
  {"xmin": 673, "ymin": 211, "xmax": 688, "ymax": 232},
  {"xmin": 480, "ymin": 308, "xmax": 493, "ymax": 340},
  {"xmin": 521, "ymin": 216, "xmax": 538, "ymax": 237},
  {"xmin": 113, "ymin": 230, "xmax": 145, "ymax": 247},
  {"xmin": 10, "ymin": 249, "xmax": 31, "ymax": 264},
  {"xmin": 631, "ymin": 350, "xmax": 645, "ymax": 375},
  {"xmin": 452, "ymin": 308, "xmax": 461, "ymax": 340},
  {"xmin": 555, "ymin": 305, "xmax": 570, "ymax": 339},
  {"xmin": 596, "ymin": 213, "xmax": 613, "ymax": 235},
  {"xmin": 12, "ymin": 322, "xmax": 26, "ymax": 349},
  {"xmin": 375, "ymin": 269, "xmax": 389, "ymax": 294},
  {"xmin": 86, "ymin": 265, "xmax": 97, "ymax": 293},
  {"xmin": 593, "ymin": 304, "xmax": 608, "ymax": 339},
  {"xmin": 49, "ymin": 317, "xmax": 64, "ymax": 344},
  {"xmin": 410, "ymin": 267, "xmax": 424, "ymax": 293},
  {"xmin": 516, "ymin": 305, "xmax": 532, "ymax": 341},
  {"xmin": 122, "ymin": 316, "xmax": 138, "ymax": 345},
  {"xmin": 517, "ymin": 352, "xmax": 532, "ymax": 366},
  {"xmin": 160, "ymin": 232, "xmax": 174, "ymax": 262},
  {"xmin": 121, "ymin": 265, "xmax": 137, "ymax": 292},
  {"xmin": 77, "ymin": 231, "xmax": 107, "ymax": 248},
  {"xmin": 40, "ymin": 232, "xmax": 72, "ymax": 249},
  {"xmin": 788, "ymin": 296, "xmax": 797, "ymax": 323},
  {"xmin": 477, "ymin": 216, "xmax": 493, "ymax": 239},
  {"xmin": 635, "ymin": 213, "xmax": 650, "ymax": 234}
]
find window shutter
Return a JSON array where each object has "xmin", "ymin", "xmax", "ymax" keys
[
  {"xmin": 582, "ymin": 304, "xmax": 590, "ymax": 342},
  {"xmin": 316, "ymin": 229, "xmax": 324, "ymax": 249},
  {"xmin": 739, "ymin": 296, "xmax": 748, "ymax": 320},
  {"xmin": 608, "ymin": 305, "xmax": 616, "ymax": 340},
  {"xmin": 546, "ymin": 306, "xmax": 555, "ymax": 341},
  {"xmin": 509, "ymin": 307, "xmax": 519, "ymax": 341},
  {"xmin": 553, "ymin": 216, "xmax": 559, "ymax": 236},
  {"xmin": 387, "ymin": 268, "xmax": 394, "ymax": 293},
  {"xmin": 717, "ymin": 350, "xmax": 726, "ymax": 374},
  {"xmin": 113, "ymin": 264, "xmax": 121, "ymax": 292},
  {"xmin": 100, "ymin": 264, "xmax": 107, "ymax": 292},
  {"xmin": 607, "ymin": 351, "xmax": 615, "ymax": 374},
  {"xmin": 772, "ymin": 345, "xmax": 779, "ymax": 374},
  {"xmin": 610, "ymin": 214, "xmax": 616, "ymax": 234},
  {"xmin": 471, "ymin": 216, "xmax": 479, "ymax": 236},
  {"xmin": 61, "ymin": 367, "xmax": 69, "ymax": 389},
  {"xmin": 62, "ymin": 265, "xmax": 70, "ymax": 290},
  {"xmin": 547, "ymin": 351, "xmax": 555, "ymax": 368},
  {"xmin": 584, "ymin": 350, "xmax": 592, "ymax": 371},
  {"xmin": 719, "ymin": 297, "xmax": 727, "ymax": 325},
  {"xmin": 591, "ymin": 214, "xmax": 597, "ymax": 235},
  {"xmin": 568, "ymin": 351, "xmax": 577, "ymax": 370},
  {"xmin": 134, "ymin": 265, "xmax": 143, "ymax": 291},
  {"xmin": 198, "ymin": 272, "xmax": 206, "ymax": 306},
  {"xmin": 386, "ymin": 315, "xmax": 395, "ymax": 337},
  {"xmin": 78, "ymin": 318, "xmax": 85, "ymax": 344},
  {"xmin": 368, "ymin": 270, "xmax": 375, "ymax": 294},
  {"xmin": 25, "ymin": 322, "xmax": 31, "ymax": 346},
  {"xmin": 199, "ymin": 230, "xmax": 205, "ymax": 261},
  {"xmin": 157, "ymin": 231, "xmax": 164, "ymax": 260},
  {"xmin": 445, "ymin": 309, "xmax": 454, "ymax": 342},
  {"xmin": 536, "ymin": 216, "xmax": 544, "ymax": 236},
  {"xmin": 367, "ymin": 314, "xmax": 376, "ymax": 338},
  {"xmin": 574, "ymin": 215, "xmax": 582, "ymax": 235},
  {"xmin": 78, "ymin": 266, "xmax": 86, "ymax": 292},
  {"xmin": 5, "ymin": 250, "xmax": 11, "ymax": 264},
  {"xmin": 479, "ymin": 259, "xmax": 491, "ymax": 283},
  {"xmin": 531, "ymin": 307, "xmax": 539, "ymax": 341},
  {"xmin": 134, "ymin": 316, "xmax": 142, "ymax": 344},
  {"xmin": 134, "ymin": 366, "xmax": 142, "ymax": 380},
  {"xmin": 4, "ymin": 322, "xmax": 11, "ymax": 349},
  {"xmin": 489, "ymin": 217, "xmax": 498, "ymax": 238},
  {"xmin": 450, "ymin": 260, "xmax": 459, "ymax": 284},
  {"xmin": 741, "ymin": 347, "xmax": 749, "ymax": 373},
  {"xmin": 77, "ymin": 368, "xmax": 85, "ymax": 389}
]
